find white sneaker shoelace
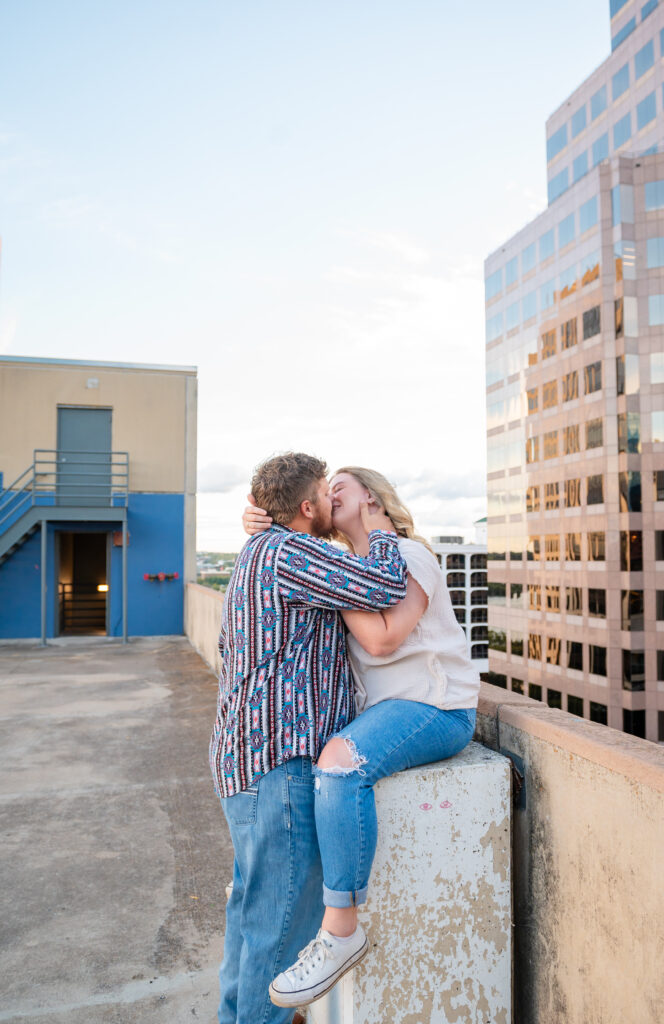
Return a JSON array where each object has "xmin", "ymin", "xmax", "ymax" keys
[{"xmin": 289, "ymin": 932, "xmax": 335, "ymax": 982}]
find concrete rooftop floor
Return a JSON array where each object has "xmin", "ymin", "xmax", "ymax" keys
[{"xmin": 0, "ymin": 636, "xmax": 234, "ymax": 1024}]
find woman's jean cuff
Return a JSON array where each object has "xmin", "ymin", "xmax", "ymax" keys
[{"xmin": 323, "ymin": 883, "xmax": 368, "ymax": 908}]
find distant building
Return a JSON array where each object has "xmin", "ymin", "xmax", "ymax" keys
[
  {"xmin": 0, "ymin": 356, "xmax": 197, "ymax": 640},
  {"xmin": 431, "ymin": 520, "xmax": 488, "ymax": 674},
  {"xmin": 483, "ymin": 3, "xmax": 664, "ymax": 740}
]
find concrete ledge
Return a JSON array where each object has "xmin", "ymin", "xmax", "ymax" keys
[
  {"xmin": 185, "ymin": 582, "xmax": 223, "ymax": 676},
  {"xmin": 310, "ymin": 743, "xmax": 512, "ymax": 1024}
]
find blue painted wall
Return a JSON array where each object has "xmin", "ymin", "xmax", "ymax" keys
[{"xmin": 0, "ymin": 493, "xmax": 185, "ymax": 638}]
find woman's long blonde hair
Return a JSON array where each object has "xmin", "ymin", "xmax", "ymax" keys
[{"xmin": 333, "ymin": 466, "xmax": 433, "ymax": 553}]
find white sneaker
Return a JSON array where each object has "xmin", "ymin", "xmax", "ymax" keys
[{"xmin": 269, "ymin": 926, "xmax": 369, "ymax": 1008}]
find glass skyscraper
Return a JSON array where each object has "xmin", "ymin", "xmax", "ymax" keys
[{"xmin": 484, "ymin": 1, "xmax": 664, "ymax": 742}]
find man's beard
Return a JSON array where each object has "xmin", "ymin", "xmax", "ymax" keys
[{"xmin": 310, "ymin": 503, "xmax": 335, "ymax": 540}]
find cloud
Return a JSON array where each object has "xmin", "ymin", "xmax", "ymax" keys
[
  {"xmin": 197, "ymin": 462, "xmax": 249, "ymax": 493},
  {"xmin": 392, "ymin": 468, "xmax": 487, "ymax": 502}
]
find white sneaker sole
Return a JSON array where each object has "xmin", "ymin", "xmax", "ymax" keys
[{"xmin": 269, "ymin": 937, "xmax": 369, "ymax": 1008}]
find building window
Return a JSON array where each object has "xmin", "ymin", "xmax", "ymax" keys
[
  {"xmin": 623, "ymin": 709, "xmax": 646, "ymax": 738},
  {"xmin": 558, "ymin": 213, "xmax": 575, "ymax": 248},
  {"xmin": 486, "ymin": 312, "xmax": 504, "ymax": 342},
  {"xmin": 581, "ymin": 250, "xmax": 600, "ymax": 286},
  {"xmin": 527, "ymin": 387, "xmax": 539, "ymax": 414},
  {"xmin": 590, "ymin": 701, "xmax": 607, "ymax": 725},
  {"xmin": 571, "ymin": 105, "xmax": 586, "ymax": 137},
  {"xmin": 562, "ymin": 371, "xmax": 579, "ymax": 402},
  {"xmin": 657, "ymin": 531, "xmax": 664, "ymax": 559},
  {"xmin": 472, "ymin": 584, "xmax": 489, "ymax": 603},
  {"xmin": 485, "ymin": 268, "xmax": 503, "ymax": 301},
  {"xmin": 508, "ymin": 584, "xmax": 522, "ymax": 609},
  {"xmin": 526, "ymin": 485, "xmax": 540, "ymax": 512},
  {"xmin": 528, "ymin": 633, "xmax": 542, "ymax": 659},
  {"xmin": 587, "ymin": 474, "xmax": 604, "ymax": 504},
  {"xmin": 527, "ymin": 536, "xmax": 541, "ymax": 561},
  {"xmin": 546, "ymin": 586, "xmax": 561, "ymax": 613},
  {"xmin": 612, "ymin": 17, "xmax": 636, "ymax": 51},
  {"xmin": 567, "ymin": 641, "xmax": 583, "ymax": 670},
  {"xmin": 546, "ymin": 636, "xmax": 561, "ymax": 665},
  {"xmin": 617, "ymin": 411, "xmax": 641, "ymax": 453},
  {"xmin": 454, "ymin": 608, "xmax": 466, "ymax": 625},
  {"xmin": 645, "ymin": 180, "xmax": 664, "ymax": 210},
  {"xmin": 522, "ymin": 291, "xmax": 537, "ymax": 321},
  {"xmin": 573, "ymin": 151, "xmax": 588, "ymax": 182},
  {"xmin": 584, "ymin": 361, "xmax": 602, "ymax": 394},
  {"xmin": 447, "ymin": 553, "xmax": 465, "ymax": 570},
  {"xmin": 635, "ymin": 38, "xmax": 655, "ymax": 78},
  {"xmin": 544, "ymin": 482, "xmax": 559, "ymax": 509},
  {"xmin": 488, "ymin": 629, "xmax": 507, "ymax": 652},
  {"xmin": 470, "ymin": 571, "xmax": 487, "ymax": 587},
  {"xmin": 447, "ymin": 572, "xmax": 466, "ymax": 588},
  {"xmin": 617, "ymin": 352, "xmax": 640, "ymax": 394},
  {"xmin": 653, "ymin": 410, "xmax": 664, "ymax": 442},
  {"xmin": 619, "ymin": 471, "xmax": 642, "ymax": 512},
  {"xmin": 588, "ymin": 532, "xmax": 606, "ymax": 561},
  {"xmin": 545, "ymin": 535, "xmax": 560, "ymax": 561},
  {"xmin": 522, "ymin": 243, "xmax": 536, "ymax": 274},
  {"xmin": 505, "ymin": 257, "xmax": 518, "ymax": 287},
  {"xmin": 583, "ymin": 305, "xmax": 600, "ymax": 338},
  {"xmin": 541, "ymin": 329, "xmax": 556, "ymax": 359},
  {"xmin": 620, "ymin": 530, "xmax": 643, "ymax": 571},
  {"xmin": 636, "ymin": 91, "xmax": 656, "ymax": 131},
  {"xmin": 566, "ymin": 587, "xmax": 582, "ymax": 614},
  {"xmin": 526, "ymin": 437, "xmax": 539, "ymax": 464},
  {"xmin": 487, "ymin": 582, "xmax": 506, "ymax": 605},
  {"xmin": 471, "ymin": 607, "xmax": 487, "ymax": 623},
  {"xmin": 654, "ymin": 471, "xmax": 664, "ymax": 500},
  {"xmin": 615, "ymin": 297, "xmax": 624, "ymax": 337},
  {"xmin": 621, "ymin": 590, "xmax": 644, "ymax": 631},
  {"xmin": 643, "ymin": 0, "xmax": 658, "ymax": 20},
  {"xmin": 470, "ymin": 553, "xmax": 486, "ymax": 570},
  {"xmin": 613, "ymin": 112, "xmax": 631, "ymax": 149},
  {"xmin": 511, "ymin": 632, "xmax": 524, "ymax": 656},
  {"xmin": 487, "ymin": 671, "xmax": 507, "ymax": 688},
  {"xmin": 542, "ymin": 380, "xmax": 558, "ymax": 408},
  {"xmin": 592, "ymin": 132, "xmax": 609, "ymax": 166},
  {"xmin": 589, "ymin": 644, "xmax": 607, "ymax": 676},
  {"xmin": 548, "ymin": 169, "xmax": 569, "ymax": 204},
  {"xmin": 560, "ymin": 263, "xmax": 578, "ymax": 297},
  {"xmin": 529, "ymin": 683, "xmax": 542, "ymax": 701},
  {"xmin": 588, "ymin": 588, "xmax": 606, "ymax": 617},
  {"xmin": 580, "ymin": 197, "xmax": 599, "ymax": 234},
  {"xmin": 563, "ymin": 424, "xmax": 581, "ymax": 454},
  {"xmin": 547, "ymin": 125, "xmax": 568, "ymax": 162},
  {"xmin": 472, "ymin": 644, "xmax": 488, "ymax": 660},
  {"xmin": 528, "ymin": 584, "xmax": 542, "ymax": 611},
  {"xmin": 658, "ymin": 650, "xmax": 664, "ymax": 681},
  {"xmin": 543, "ymin": 430, "xmax": 558, "ymax": 459},
  {"xmin": 565, "ymin": 533, "xmax": 581, "ymax": 561},
  {"xmin": 539, "ymin": 229, "xmax": 555, "ymax": 262},
  {"xmin": 647, "ymin": 237, "xmax": 664, "ymax": 268},
  {"xmin": 651, "ymin": 351, "xmax": 664, "ymax": 383},
  {"xmin": 506, "ymin": 301, "xmax": 520, "ymax": 331},
  {"xmin": 648, "ymin": 294, "xmax": 664, "ymax": 325},
  {"xmin": 511, "ymin": 678, "xmax": 524, "ymax": 695},
  {"xmin": 586, "ymin": 418, "xmax": 603, "ymax": 449},
  {"xmin": 564, "ymin": 478, "xmax": 581, "ymax": 507},
  {"xmin": 622, "ymin": 649, "xmax": 645, "ymax": 690},
  {"xmin": 612, "ymin": 62, "xmax": 630, "ymax": 100},
  {"xmin": 590, "ymin": 86, "xmax": 607, "ymax": 120},
  {"xmin": 567, "ymin": 695, "xmax": 584, "ymax": 718},
  {"xmin": 561, "ymin": 317, "xmax": 577, "ymax": 349},
  {"xmin": 471, "ymin": 625, "xmax": 488, "ymax": 642},
  {"xmin": 449, "ymin": 590, "xmax": 466, "ymax": 607},
  {"xmin": 612, "ymin": 184, "xmax": 635, "ymax": 226}
]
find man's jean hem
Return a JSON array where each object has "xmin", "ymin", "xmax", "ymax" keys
[{"xmin": 323, "ymin": 883, "xmax": 369, "ymax": 908}]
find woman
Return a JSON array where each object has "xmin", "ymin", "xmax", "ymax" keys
[{"xmin": 242, "ymin": 467, "xmax": 480, "ymax": 1010}]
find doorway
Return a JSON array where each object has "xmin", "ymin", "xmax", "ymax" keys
[
  {"xmin": 57, "ymin": 532, "xmax": 109, "ymax": 635},
  {"xmin": 56, "ymin": 406, "xmax": 112, "ymax": 507}
]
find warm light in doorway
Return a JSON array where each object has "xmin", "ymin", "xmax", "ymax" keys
[{"xmin": 97, "ymin": 584, "xmax": 109, "ymax": 592}]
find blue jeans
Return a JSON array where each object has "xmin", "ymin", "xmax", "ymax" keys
[
  {"xmin": 218, "ymin": 757, "xmax": 324, "ymax": 1024},
  {"xmin": 314, "ymin": 701, "xmax": 476, "ymax": 907}
]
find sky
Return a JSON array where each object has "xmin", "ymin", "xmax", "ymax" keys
[{"xmin": 0, "ymin": 0, "xmax": 610, "ymax": 550}]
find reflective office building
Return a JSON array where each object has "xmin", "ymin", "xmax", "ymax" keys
[{"xmin": 484, "ymin": 1, "xmax": 664, "ymax": 741}]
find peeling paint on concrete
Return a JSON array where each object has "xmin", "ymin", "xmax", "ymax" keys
[{"xmin": 310, "ymin": 742, "xmax": 511, "ymax": 1024}]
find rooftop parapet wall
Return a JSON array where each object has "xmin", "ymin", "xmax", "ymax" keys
[{"xmin": 479, "ymin": 681, "xmax": 664, "ymax": 1024}]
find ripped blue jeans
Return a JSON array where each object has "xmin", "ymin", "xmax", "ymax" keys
[{"xmin": 314, "ymin": 700, "xmax": 476, "ymax": 908}]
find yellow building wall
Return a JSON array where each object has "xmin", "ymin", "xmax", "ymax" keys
[{"xmin": 0, "ymin": 360, "xmax": 196, "ymax": 494}]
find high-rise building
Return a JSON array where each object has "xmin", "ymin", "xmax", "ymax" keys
[
  {"xmin": 431, "ymin": 520, "xmax": 488, "ymax": 675},
  {"xmin": 483, "ymin": 2, "xmax": 664, "ymax": 742}
]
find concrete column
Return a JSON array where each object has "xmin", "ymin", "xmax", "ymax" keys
[{"xmin": 310, "ymin": 743, "xmax": 511, "ymax": 1024}]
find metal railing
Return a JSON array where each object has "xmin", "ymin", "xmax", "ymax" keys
[{"xmin": 0, "ymin": 449, "xmax": 129, "ymax": 536}]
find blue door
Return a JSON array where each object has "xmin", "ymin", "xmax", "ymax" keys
[{"xmin": 56, "ymin": 407, "xmax": 112, "ymax": 507}]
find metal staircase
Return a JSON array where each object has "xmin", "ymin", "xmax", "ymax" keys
[{"xmin": 0, "ymin": 450, "xmax": 129, "ymax": 566}]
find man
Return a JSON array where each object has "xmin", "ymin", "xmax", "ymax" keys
[{"xmin": 209, "ymin": 452, "xmax": 407, "ymax": 1024}]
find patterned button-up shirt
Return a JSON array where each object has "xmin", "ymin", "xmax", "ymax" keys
[{"xmin": 209, "ymin": 525, "xmax": 407, "ymax": 798}]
